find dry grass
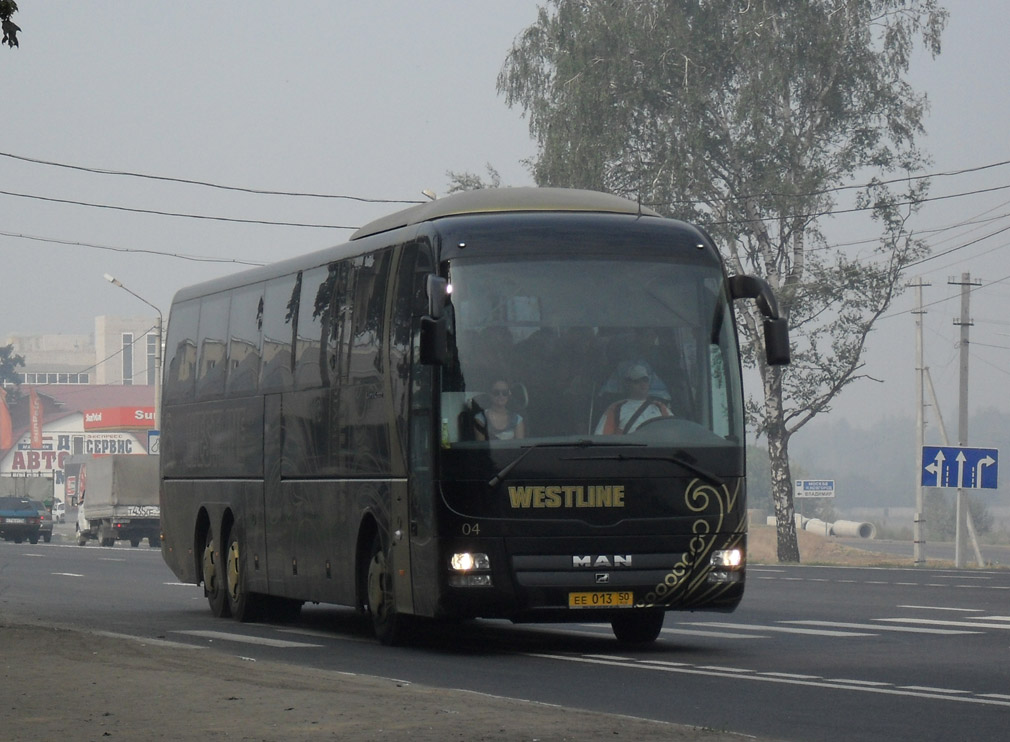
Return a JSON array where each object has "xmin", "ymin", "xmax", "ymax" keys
[{"xmin": 747, "ymin": 524, "xmax": 952, "ymax": 567}]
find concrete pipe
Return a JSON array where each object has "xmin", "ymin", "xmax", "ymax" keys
[
  {"xmin": 803, "ymin": 518, "xmax": 831, "ymax": 536},
  {"xmin": 829, "ymin": 520, "xmax": 877, "ymax": 539}
]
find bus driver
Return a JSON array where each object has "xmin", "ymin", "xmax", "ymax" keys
[{"xmin": 595, "ymin": 364, "xmax": 672, "ymax": 435}]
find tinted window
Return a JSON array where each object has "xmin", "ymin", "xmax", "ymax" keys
[
  {"xmin": 196, "ymin": 292, "xmax": 231, "ymax": 399},
  {"xmin": 350, "ymin": 249, "xmax": 391, "ymax": 382},
  {"xmin": 260, "ymin": 274, "xmax": 300, "ymax": 392},
  {"xmin": 295, "ymin": 266, "xmax": 332, "ymax": 389},
  {"xmin": 163, "ymin": 299, "xmax": 199, "ymax": 404},
  {"xmin": 227, "ymin": 283, "xmax": 264, "ymax": 396}
]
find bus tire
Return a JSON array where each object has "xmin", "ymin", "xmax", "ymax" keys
[
  {"xmin": 202, "ymin": 528, "xmax": 231, "ymax": 618},
  {"xmin": 364, "ymin": 532, "xmax": 405, "ymax": 645},
  {"xmin": 611, "ymin": 609, "xmax": 665, "ymax": 645},
  {"xmin": 225, "ymin": 527, "xmax": 262, "ymax": 623}
]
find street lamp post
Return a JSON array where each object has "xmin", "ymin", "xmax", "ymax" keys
[{"xmin": 104, "ymin": 273, "xmax": 162, "ymax": 439}]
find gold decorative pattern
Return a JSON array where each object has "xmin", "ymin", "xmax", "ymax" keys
[{"xmin": 640, "ymin": 478, "xmax": 744, "ymax": 607}]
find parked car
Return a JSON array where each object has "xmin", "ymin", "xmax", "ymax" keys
[
  {"xmin": 52, "ymin": 500, "xmax": 66, "ymax": 523},
  {"xmin": 0, "ymin": 496, "xmax": 42, "ymax": 544},
  {"xmin": 30, "ymin": 500, "xmax": 53, "ymax": 543}
]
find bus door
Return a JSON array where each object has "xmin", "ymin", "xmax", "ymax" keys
[{"xmin": 390, "ymin": 241, "xmax": 440, "ymax": 618}]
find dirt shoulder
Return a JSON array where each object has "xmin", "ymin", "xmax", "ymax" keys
[
  {"xmin": 1, "ymin": 621, "xmax": 763, "ymax": 742},
  {"xmin": 747, "ymin": 524, "xmax": 952, "ymax": 567}
]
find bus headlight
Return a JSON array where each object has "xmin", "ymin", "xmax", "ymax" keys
[
  {"xmin": 710, "ymin": 549, "xmax": 743, "ymax": 569},
  {"xmin": 448, "ymin": 552, "xmax": 493, "ymax": 587},
  {"xmin": 708, "ymin": 548, "xmax": 744, "ymax": 584}
]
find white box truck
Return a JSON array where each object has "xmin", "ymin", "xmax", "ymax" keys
[{"xmin": 76, "ymin": 455, "xmax": 160, "ymax": 548}]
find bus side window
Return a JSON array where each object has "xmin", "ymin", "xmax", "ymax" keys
[
  {"xmin": 350, "ymin": 248, "xmax": 392, "ymax": 382},
  {"xmin": 260, "ymin": 274, "xmax": 300, "ymax": 392},
  {"xmin": 195, "ymin": 292, "xmax": 230, "ymax": 400},
  {"xmin": 226, "ymin": 283, "xmax": 264, "ymax": 396},
  {"xmin": 163, "ymin": 300, "xmax": 199, "ymax": 404},
  {"xmin": 295, "ymin": 266, "xmax": 332, "ymax": 389}
]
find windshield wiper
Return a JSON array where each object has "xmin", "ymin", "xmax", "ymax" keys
[
  {"xmin": 561, "ymin": 450, "xmax": 725, "ymax": 488},
  {"xmin": 488, "ymin": 439, "xmax": 645, "ymax": 487}
]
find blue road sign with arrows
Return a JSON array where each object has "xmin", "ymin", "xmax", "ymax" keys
[{"xmin": 921, "ymin": 446, "xmax": 998, "ymax": 489}]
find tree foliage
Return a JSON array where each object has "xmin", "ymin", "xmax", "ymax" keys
[
  {"xmin": 445, "ymin": 164, "xmax": 502, "ymax": 194},
  {"xmin": 499, "ymin": 0, "xmax": 947, "ymax": 561},
  {"xmin": 1, "ymin": 0, "xmax": 20, "ymax": 49},
  {"xmin": 1, "ymin": 343, "xmax": 25, "ymax": 387}
]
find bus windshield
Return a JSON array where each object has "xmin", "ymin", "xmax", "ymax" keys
[{"xmin": 439, "ymin": 257, "xmax": 743, "ymax": 449}]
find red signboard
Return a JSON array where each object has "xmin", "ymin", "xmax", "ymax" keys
[{"xmin": 82, "ymin": 407, "xmax": 156, "ymax": 430}]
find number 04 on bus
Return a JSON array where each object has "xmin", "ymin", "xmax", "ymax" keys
[{"xmin": 158, "ymin": 188, "xmax": 789, "ymax": 645}]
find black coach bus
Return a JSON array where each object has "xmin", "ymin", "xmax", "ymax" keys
[{"xmin": 159, "ymin": 187, "xmax": 789, "ymax": 645}]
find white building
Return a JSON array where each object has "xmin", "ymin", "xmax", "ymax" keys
[{"xmin": 5, "ymin": 315, "xmax": 159, "ymax": 387}]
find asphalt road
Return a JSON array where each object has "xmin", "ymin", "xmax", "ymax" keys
[{"xmin": 3, "ymin": 524, "xmax": 1010, "ymax": 742}]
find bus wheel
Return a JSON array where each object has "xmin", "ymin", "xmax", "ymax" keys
[
  {"xmin": 225, "ymin": 529, "xmax": 261, "ymax": 623},
  {"xmin": 202, "ymin": 529, "xmax": 231, "ymax": 618},
  {"xmin": 611, "ymin": 610, "xmax": 665, "ymax": 645},
  {"xmin": 365, "ymin": 533, "xmax": 404, "ymax": 645}
]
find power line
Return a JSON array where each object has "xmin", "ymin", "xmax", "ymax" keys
[
  {"xmin": 0, "ymin": 230, "xmax": 268, "ymax": 267},
  {"xmin": 0, "ymin": 188, "xmax": 359, "ymax": 229},
  {"xmin": 0, "ymin": 150, "xmax": 424, "ymax": 205},
  {"xmin": 649, "ymin": 159, "xmax": 1010, "ymax": 209}
]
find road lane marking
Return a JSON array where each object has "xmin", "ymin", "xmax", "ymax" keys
[
  {"xmin": 876, "ymin": 618, "xmax": 1010, "ymax": 630},
  {"xmin": 94, "ymin": 630, "xmax": 206, "ymax": 651},
  {"xmin": 175, "ymin": 629, "xmax": 323, "ymax": 648},
  {"xmin": 787, "ymin": 620, "xmax": 978, "ymax": 635},
  {"xmin": 824, "ymin": 678, "xmax": 891, "ymax": 687},
  {"xmin": 687, "ymin": 621, "xmax": 875, "ymax": 637},
  {"xmin": 526, "ymin": 653, "xmax": 1010, "ymax": 708},
  {"xmin": 899, "ymin": 685, "xmax": 969, "ymax": 694},
  {"xmin": 51, "ymin": 572, "xmax": 84, "ymax": 577},
  {"xmin": 661, "ymin": 628, "xmax": 768, "ymax": 640},
  {"xmin": 896, "ymin": 605, "xmax": 984, "ymax": 612}
]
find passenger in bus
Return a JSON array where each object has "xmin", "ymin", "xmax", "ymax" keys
[
  {"xmin": 594, "ymin": 365, "xmax": 672, "ymax": 435},
  {"xmin": 474, "ymin": 379, "xmax": 526, "ymax": 441}
]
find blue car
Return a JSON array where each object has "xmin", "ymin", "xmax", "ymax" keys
[{"xmin": 0, "ymin": 496, "xmax": 42, "ymax": 544}]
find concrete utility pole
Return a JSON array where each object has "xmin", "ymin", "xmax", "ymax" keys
[
  {"xmin": 950, "ymin": 272, "xmax": 981, "ymax": 568},
  {"xmin": 911, "ymin": 278, "xmax": 929, "ymax": 566}
]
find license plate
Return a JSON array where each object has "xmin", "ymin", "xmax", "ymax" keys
[
  {"xmin": 568, "ymin": 591, "xmax": 634, "ymax": 609},
  {"xmin": 5, "ymin": 518, "xmax": 26, "ymax": 524}
]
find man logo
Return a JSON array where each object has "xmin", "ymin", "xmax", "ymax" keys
[{"xmin": 573, "ymin": 555, "xmax": 632, "ymax": 568}]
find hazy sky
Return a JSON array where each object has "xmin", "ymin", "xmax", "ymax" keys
[{"xmin": 1, "ymin": 2, "xmax": 1007, "ymax": 431}]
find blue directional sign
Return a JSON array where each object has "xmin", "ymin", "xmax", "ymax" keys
[{"xmin": 921, "ymin": 446, "xmax": 998, "ymax": 489}]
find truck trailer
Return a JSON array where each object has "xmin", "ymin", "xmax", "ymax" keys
[{"xmin": 76, "ymin": 455, "xmax": 161, "ymax": 548}]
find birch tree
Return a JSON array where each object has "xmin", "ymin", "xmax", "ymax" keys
[{"xmin": 499, "ymin": 0, "xmax": 947, "ymax": 561}]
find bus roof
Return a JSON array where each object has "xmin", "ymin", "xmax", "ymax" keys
[{"xmin": 351, "ymin": 187, "xmax": 662, "ymax": 240}]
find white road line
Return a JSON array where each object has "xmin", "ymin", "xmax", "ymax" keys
[
  {"xmin": 896, "ymin": 605, "xmax": 984, "ymax": 612},
  {"xmin": 51, "ymin": 572, "xmax": 84, "ymax": 577},
  {"xmin": 687, "ymin": 621, "xmax": 875, "ymax": 637},
  {"xmin": 824, "ymin": 678, "xmax": 891, "ymax": 687},
  {"xmin": 94, "ymin": 631, "xmax": 206, "ymax": 651},
  {"xmin": 526, "ymin": 653, "xmax": 1010, "ymax": 708},
  {"xmin": 661, "ymin": 628, "xmax": 768, "ymax": 640},
  {"xmin": 176, "ymin": 629, "xmax": 323, "ymax": 648},
  {"xmin": 899, "ymin": 685, "xmax": 969, "ymax": 695},
  {"xmin": 876, "ymin": 618, "xmax": 1010, "ymax": 630},
  {"xmin": 787, "ymin": 620, "xmax": 978, "ymax": 635}
]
